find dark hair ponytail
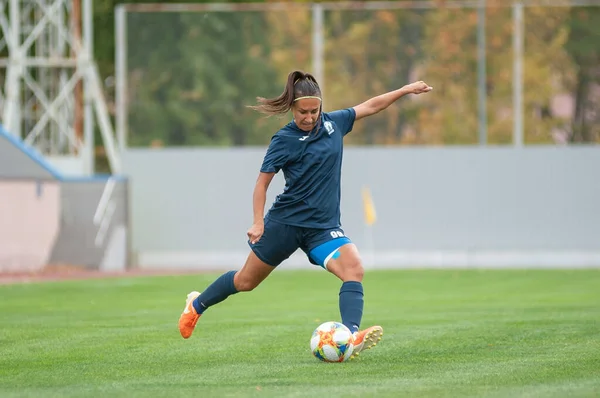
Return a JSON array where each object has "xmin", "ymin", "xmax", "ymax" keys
[{"xmin": 249, "ymin": 70, "xmax": 322, "ymax": 116}]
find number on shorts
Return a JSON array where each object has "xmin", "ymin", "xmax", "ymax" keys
[{"xmin": 330, "ymin": 231, "xmax": 345, "ymax": 238}]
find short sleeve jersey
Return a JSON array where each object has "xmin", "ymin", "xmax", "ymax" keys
[{"xmin": 260, "ymin": 108, "xmax": 356, "ymax": 228}]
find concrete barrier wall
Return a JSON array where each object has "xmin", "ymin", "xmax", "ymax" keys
[
  {"xmin": 0, "ymin": 124, "xmax": 129, "ymax": 273},
  {"xmin": 0, "ymin": 180, "xmax": 60, "ymax": 272},
  {"xmin": 0, "ymin": 126, "xmax": 61, "ymax": 180},
  {"xmin": 122, "ymin": 146, "xmax": 600, "ymax": 269},
  {"xmin": 48, "ymin": 178, "xmax": 129, "ymax": 271}
]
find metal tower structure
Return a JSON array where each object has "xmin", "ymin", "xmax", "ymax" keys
[{"xmin": 0, "ymin": 0, "xmax": 120, "ymax": 174}]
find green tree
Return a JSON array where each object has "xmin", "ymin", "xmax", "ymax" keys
[
  {"xmin": 94, "ymin": 0, "xmax": 280, "ymax": 147},
  {"xmin": 564, "ymin": 7, "xmax": 600, "ymax": 143},
  {"xmin": 420, "ymin": 4, "xmax": 573, "ymax": 145},
  {"xmin": 322, "ymin": 8, "xmax": 427, "ymax": 145},
  {"xmin": 91, "ymin": 1, "xmax": 599, "ymax": 148},
  {"xmin": 126, "ymin": 10, "xmax": 280, "ymax": 146}
]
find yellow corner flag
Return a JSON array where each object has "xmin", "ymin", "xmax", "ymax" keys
[{"xmin": 361, "ymin": 186, "xmax": 377, "ymax": 226}]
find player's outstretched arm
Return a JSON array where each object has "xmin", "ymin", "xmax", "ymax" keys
[{"xmin": 353, "ymin": 81, "xmax": 433, "ymax": 121}]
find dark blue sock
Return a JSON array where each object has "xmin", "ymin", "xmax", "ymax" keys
[
  {"xmin": 192, "ymin": 270, "xmax": 238, "ymax": 314},
  {"xmin": 339, "ymin": 281, "xmax": 364, "ymax": 334}
]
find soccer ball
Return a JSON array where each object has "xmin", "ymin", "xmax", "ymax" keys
[{"xmin": 310, "ymin": 321, "xmax": 354, "ymax": 362}]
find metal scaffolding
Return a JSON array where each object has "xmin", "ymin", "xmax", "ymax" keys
[{"xmin": 0, "ymin": 0, "xmax": 120, "ymax": 174}]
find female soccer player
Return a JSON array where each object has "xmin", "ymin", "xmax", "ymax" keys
[{"xmin": 179, "ymin": 70, "xmax": 432, "ymax": 359}]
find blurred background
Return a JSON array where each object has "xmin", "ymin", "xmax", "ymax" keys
[{"xmin": 1, "ymin": 0, "xmax": 599, "ymax": 274}]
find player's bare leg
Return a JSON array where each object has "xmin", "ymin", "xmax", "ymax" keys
[{"xmin": 233, "ymin": 251, "xmax": 276, "ymax": 292}]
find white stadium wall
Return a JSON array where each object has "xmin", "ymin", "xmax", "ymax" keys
[{"xmin": 122, "ymin": 146, "xmax": 600, "ymax": 270}]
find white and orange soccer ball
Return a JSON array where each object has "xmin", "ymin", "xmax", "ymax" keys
[{"xmin": 310, "ymin": 321, "xmax": 354, "ymax": 362}]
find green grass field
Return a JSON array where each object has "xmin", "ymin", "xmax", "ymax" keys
[{"xmin": 1, "ymin": 269, "xmax": 599, "ymax": 398}]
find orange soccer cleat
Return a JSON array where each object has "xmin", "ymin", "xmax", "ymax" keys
[
  {"xmin": 350, "ymin": 325, "xmax": 383, "ymax": 359},
  {"xmin": 178, "ymin": 291, "xmax": 201, "ymax": 339}
]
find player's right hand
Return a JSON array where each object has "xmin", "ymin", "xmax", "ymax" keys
[{"xmin": 247, "ymin": 223, "xmax": 264, "ymax": 244}]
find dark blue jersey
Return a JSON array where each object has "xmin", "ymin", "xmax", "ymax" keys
[{"xmin": 260, "ymin": 108, "xmax": 356, "ymax": 228}]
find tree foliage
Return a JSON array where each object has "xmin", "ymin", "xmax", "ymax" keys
[
  {"xmin": 564, "ymin": 7, "xmax": 600, "ymax": 143},
  {"xmin": 91, "ymin": 0, "xmax": 600, "ymax": 147}
]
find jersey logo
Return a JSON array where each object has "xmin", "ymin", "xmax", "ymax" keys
[
  {"xmin": 324, "ymin": 121, "xmax": 335, "ymax": 135},
  {"xmin": 299, "ymin": 135, "xmax": 309, "ymax": 141}
]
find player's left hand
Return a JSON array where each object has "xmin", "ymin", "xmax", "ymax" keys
[{"xmin": 407, "ymin": 81, "xmax": 433, "ymax": 95}]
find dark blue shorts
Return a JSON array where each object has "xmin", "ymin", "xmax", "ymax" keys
[{"xmin": 248, "ymin": 217, "xmax": 352, "ymax": 267}]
